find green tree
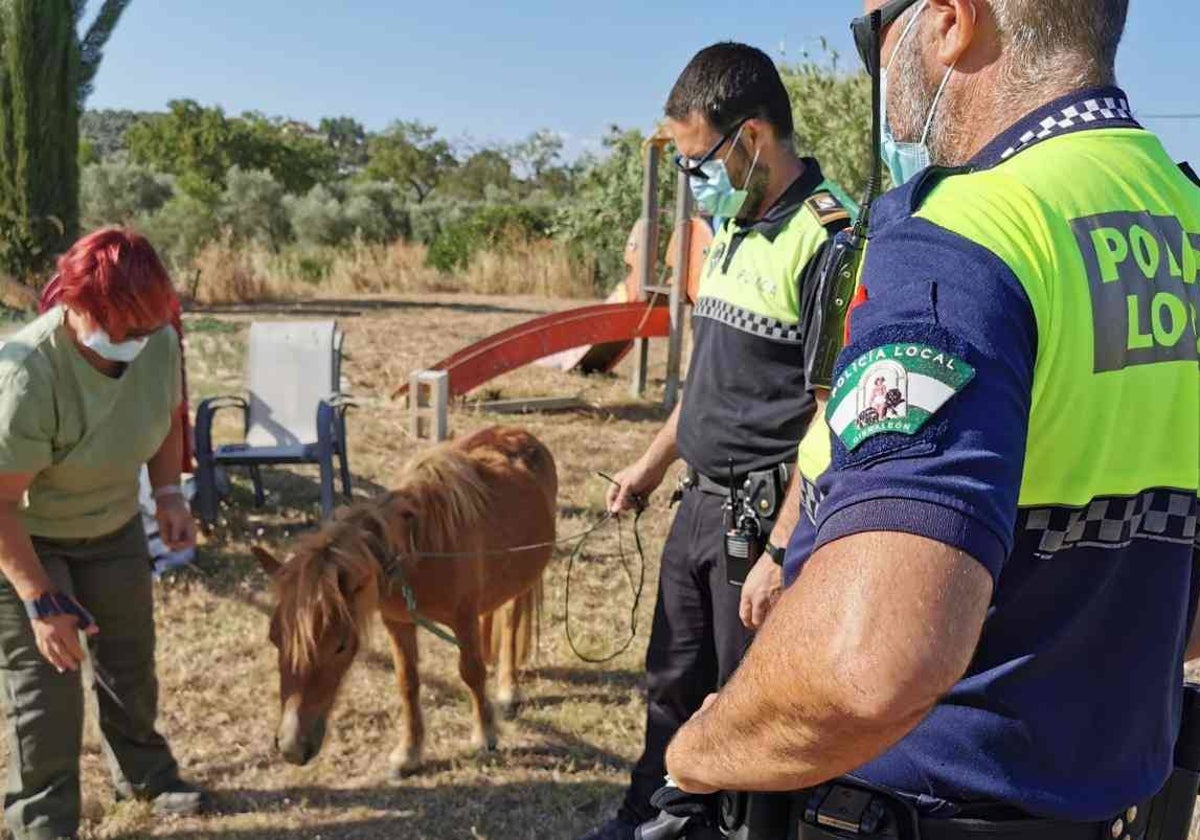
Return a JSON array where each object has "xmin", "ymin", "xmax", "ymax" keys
[
  {"xmin": 319, "ymin": 116, "xmax": 368, "ymax": 172},
  {"xmin": 126, "ymin": 101, "xmax": 337, "ymax": 195},
  {"xmin": 364, "ymin": 121, "xmax": 455, "ymax": 203},
  {"xmin": 510, "ymin": 129, "xmax": 564, "ymax": 181},
  {"xmin": 76, "ymin": 0, "xmax": 132, "ymax": 104},
  {"xmin": 554, "ymin": 127, "xmax": 675, "ymax": 290},
  {"xmin": 779, "ymin": 51, "xmax": 875, "ymax": 200},
  {"xmin": 219, "ymin": 166, "xmax": 290, "ymax": 249},
  {"xmin": 238, "ymin": 112, "xmax": 337, "ymax": 193},
  {"xmin": 125, "ymin": 100, "xmax": 237, "ymax": 186},
  {"xmin": 80, "ymin": 108, "xmax": 147, "ymax": 160},
  {"xmin": 80, "ymin": 160, "xmax": 172, "ymax": 228},
  {"xmin": 0, "ymin": 1, "xmax": 129, "ymax": 278},
  {"xmin": 441, "ymin": 149, "xmax": 514, "ymax": 202}
]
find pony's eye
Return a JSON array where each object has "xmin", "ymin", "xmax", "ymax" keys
[{"xmin": 335, "ymin": 637, "xmax": 349, "ymax": 655}]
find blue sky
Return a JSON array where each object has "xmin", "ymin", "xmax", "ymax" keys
[{"xmin": 84, "ymin": 1, "xmax": 1199, "ymax": 164}]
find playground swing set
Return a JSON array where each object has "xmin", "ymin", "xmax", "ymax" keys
[{"xmin": 403, "ymin": 130, "xmax": 713, "ymax": 441}]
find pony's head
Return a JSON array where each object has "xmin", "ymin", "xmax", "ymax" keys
[
  {"xmin": 255, "ymin": 445, "xmax": 490, "ymax": 766},
  {"xmin": 254, "ymin": 501, "xmax": 398, "ymax": 766}
]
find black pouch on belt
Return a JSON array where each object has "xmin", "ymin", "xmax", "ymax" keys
[{"xmin": 722, "ymin": 464, "xmax": 788, "ymax": 587}]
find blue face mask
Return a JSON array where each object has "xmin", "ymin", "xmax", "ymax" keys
[
  {"xmin": 879, "ymin": 0, "xmax": 957, "ymax": 186},
  {"xmin": 688, "ymin": 127, "xmax": 760, "ymax": 220},
  {"xmin": 83, "ymin": 326, "xmax": 150, "ymax": 363}
]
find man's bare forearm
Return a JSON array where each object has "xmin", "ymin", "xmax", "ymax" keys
[
  {"xmin": 640, "ymin": 402, "xmax": 682, "ymax": 473},
  {"xmin": 666, "ymin": 532, "xmax": 992, "ymax": 792}
]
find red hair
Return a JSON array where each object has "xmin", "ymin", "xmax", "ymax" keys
[{"xmin": 49, "ymin": 227, "xmax": 177, "ymax": 339}]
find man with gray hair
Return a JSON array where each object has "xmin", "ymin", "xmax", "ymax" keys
[{"xmin": 651, "ymin": 0, "xmax": 1200, "ymax": 837}]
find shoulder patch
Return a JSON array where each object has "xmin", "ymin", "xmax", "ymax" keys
[
  {"xmin": 804, "ymin": 191, "xmax": 851, "ymax": 227},
  {"xmin": 826, "ymin": 342, "xmax": 975, "ymax": 451}
]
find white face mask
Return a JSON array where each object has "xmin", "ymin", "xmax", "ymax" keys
[{"xmin": 82, "ymin": 326, "xmax": 150, "ymax": 363}]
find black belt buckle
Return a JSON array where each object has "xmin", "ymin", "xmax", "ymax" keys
[{"xmin": 795, "ymin": 780, "xmax": 919, "ymax": 840}]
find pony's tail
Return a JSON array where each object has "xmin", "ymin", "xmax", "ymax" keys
[{"xmin": 514, "ymin": 575, "xmax": 543, "ymax": 668}]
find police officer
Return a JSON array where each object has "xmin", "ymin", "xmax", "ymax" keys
[
  {"xmin": 661, "ymin": 0, "xmax": 1200, "ymax": 837},
  {"xmin": 576, "ymin": 42, "xmax": 854, "ymax": 840}
]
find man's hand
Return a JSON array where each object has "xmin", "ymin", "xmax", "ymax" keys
[
  {"xmin": 32, "ymin": 606, "xmax": 99, "ymax": 673},
  {"xmin": 155, "ymin": 493, "xmax": 196, "ymax": 551},
  {"xmin": 739, "ymin": 554, "xmax": 783, "ymax": 630},
  {"xmin": 606, "ymin": 458, "xmax": 668, "ymax": 514}
]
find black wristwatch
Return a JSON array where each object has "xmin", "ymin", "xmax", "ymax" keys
[
  {"xmin": 764, "ymin": 541, "xmax": 786, "ymax": 567},
  {"xmin": 24, "ymin": 592, "xmax": 95, "ymax": 629}
]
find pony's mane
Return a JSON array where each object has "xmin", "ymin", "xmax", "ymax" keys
[
  {"xmin": 395, "ymin": 443, "xmax": 491, "ymax": 555},
  {"xmin": 275, "ymin": 442, "xmax": 490, "ymax": 672},
  {"xmin": 275, "ymin": 500, "xmax": 390, "ymax": 673}
]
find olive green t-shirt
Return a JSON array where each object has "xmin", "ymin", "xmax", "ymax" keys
[{"xmin": 0, "ymin": 306, "xmax": 182, "ymax": 539}]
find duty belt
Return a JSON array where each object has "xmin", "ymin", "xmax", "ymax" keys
[{"xmin": 684, "ymin": 462, "xmax": 792, "ymax": 520}]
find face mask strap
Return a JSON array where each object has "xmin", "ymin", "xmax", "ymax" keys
[
  {"xmin": 919, "ymin": 62, "xmax": 957, "ymax": 145},
  {"xmin": 885, "ymin": 0, "xmax": 928, "ymax": 73}
]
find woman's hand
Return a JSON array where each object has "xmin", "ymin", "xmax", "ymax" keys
[
  {"xmin": 155, "ymin": 493, "xmax": 196, "ymax": 551},
  {"xmin": 33, "ymin": 607, "xmax": 99, "ymax": 673}
]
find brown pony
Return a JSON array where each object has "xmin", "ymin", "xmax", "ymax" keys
[{"xmin": 253, "ymin": 426, "xmax": 557, "ymax": 774}]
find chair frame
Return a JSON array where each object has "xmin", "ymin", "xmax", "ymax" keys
[{"xmin": 192, "ymin": 326, "xmax": 356, "ymax": 527}]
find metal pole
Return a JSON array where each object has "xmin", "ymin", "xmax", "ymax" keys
[
  {"xmin": 630, "ymin": 143, "xmax": 660, "ymax": 399},
  {"xmin": 664, "ymin": 170, "xmax": 692, "ymax": 411}
]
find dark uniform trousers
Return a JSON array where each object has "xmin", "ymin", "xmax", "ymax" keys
[
  {"xmin": 622, "ymin": 485, "xmax": 753, "ymax": 823},
  {"xmin": 0, "ymin": 517, "xmax": 179, "ymax": 840}
]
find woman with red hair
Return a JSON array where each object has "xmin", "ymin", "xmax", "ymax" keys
[{"xmin": 0, "ymin": 228, "xmax": 205, "ymax": 839}]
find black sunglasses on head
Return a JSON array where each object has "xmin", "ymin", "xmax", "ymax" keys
[
  {"xmin": 673, "ymin": 117, "xmax": 749, "ymax": 179},
  {"xmin": 851, "ymin": 0, "xmax": 923, "ymax": 73}
]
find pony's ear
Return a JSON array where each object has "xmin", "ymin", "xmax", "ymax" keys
[{"xmin": 252, "ymin": 546, "xmax": 283, "ymax": 577}]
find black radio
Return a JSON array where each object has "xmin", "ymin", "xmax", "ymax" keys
[{"xmin": 723, "ymin": 460, "xmax": 764, "ymax": 587}]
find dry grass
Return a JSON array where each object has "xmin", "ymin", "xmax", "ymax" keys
[
  {"xmin": 189, "ymin": 240, "xmax": 597, "ymax": 306},
  {"xmin": 0, "ymin": 293, "xmax": 688, "ymax": 840}
]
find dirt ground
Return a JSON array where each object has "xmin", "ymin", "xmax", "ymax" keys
[{"xmin": 2, "ymin": 293, "xmax": 690, "ymax": 840}]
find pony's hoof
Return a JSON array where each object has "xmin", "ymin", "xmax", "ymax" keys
[
  {"xmin": 471, "ymin": 730, "xmax": 499, "ymax": 753},
  {"xmin": 496, "ymin": 694, "xmax": 520, "ymax": 721},
  {"xmin": 388, "ymin": 748, "xmax": 423, "ymax": 778}
]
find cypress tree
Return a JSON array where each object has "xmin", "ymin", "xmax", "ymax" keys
[{"xmin": 0, "ymin": 0, "xmax": 130, "ymax": 280}]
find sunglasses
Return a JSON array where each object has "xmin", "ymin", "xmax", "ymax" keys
[
  {"xmin": 851, "ymin": 0, "xmax": 923, "ymax": 73},
  {"xmin": 673, "ymin": 117, "xmax": 749, "ymax": 179}
]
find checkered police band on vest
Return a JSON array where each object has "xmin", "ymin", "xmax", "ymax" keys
[
  {"xmin": 1021, "ymin": 489, "xmax": 1199, "ymax": 559},
  {"xmin": 800, "ymin": 473, "xmax": 822, "ymax": 525},
  {"xmin": 1000, "ymin": 96, "xmax": 1136, "ymax": 161},
  {"xmin": 693, "ymin": 297, "xmax": 803, "ymax": 344}
]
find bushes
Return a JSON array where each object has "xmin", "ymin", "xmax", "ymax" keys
[
  {"xmin": 219, "ymin": 167, "xmax": 290, "ymax": 249},
  {"xmin": 426, "ymin": 203, "xmax": 556, "ymax": 273},
  {"xmin": 80, "ymin": 162, "xmax": 173, "ymax": 229}
]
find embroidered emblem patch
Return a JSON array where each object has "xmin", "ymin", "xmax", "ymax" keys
[
  {"xmin": 827, "ymin": 343, "xmax": 975, "ymax": 451},
  {"xmin": 805, "ymin": 192, "xmax": 850, "ymax": 226}
]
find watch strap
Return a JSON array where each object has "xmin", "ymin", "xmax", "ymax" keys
[
  {"xmin": 24, "ymin": 592, "xmax": 95, "ymax": 629},
  {"xmin": 765, "ymin": 541, "xmax": 786, "ymax": 566}
]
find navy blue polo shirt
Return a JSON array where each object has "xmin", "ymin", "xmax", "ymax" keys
[{"xmin": 788, "ymin": 89, "xmax": 1200, "ymax": 821}]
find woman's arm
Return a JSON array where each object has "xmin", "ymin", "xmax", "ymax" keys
[
  {"xmin": 0, "ymin": 472, "xmax": 97, "ymax": 672},
  {"xmin": 0, "ymin": 472, "xmax": 51, "ymax": 598},
  {"xmin": 146, "ymin": 409, "xmax": 183, "ymax": 493},
  {"xmin": 146, "ymin": 410, "xmax": 196, "ymax": 551}
]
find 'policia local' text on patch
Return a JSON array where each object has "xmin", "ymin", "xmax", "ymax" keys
[
  {"xmin": 827, "ymin": 343, "xmax": 976, "ymax": 451},
  {"xmin": 1073, "ymin": 210, "xmax": 1200, "ymax": 372}
]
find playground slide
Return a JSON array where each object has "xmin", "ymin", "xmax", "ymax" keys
[
  {"xmin": 393, "ymin": 301, "xmax": 671, "ymax": 399},
  {"xmin": 395, "ymin": 218, "xmax": 712, "ymax": 401}
]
